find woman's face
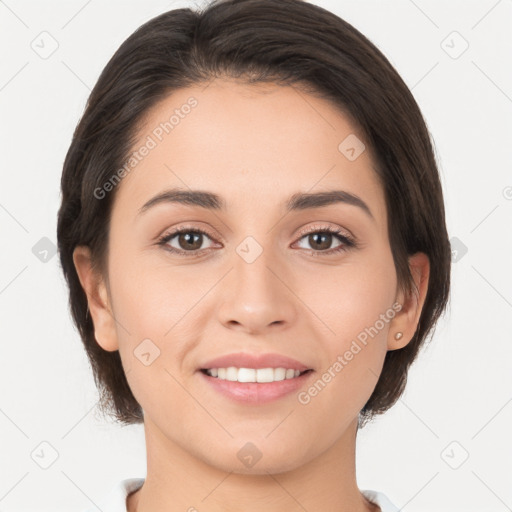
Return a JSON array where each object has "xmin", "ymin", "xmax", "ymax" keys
[{"xmin": 81, "ymin": 78, "xmax": 419, "ymax": 474}]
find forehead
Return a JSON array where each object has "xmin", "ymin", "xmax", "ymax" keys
[{"xmin": 112, "ymin": 78, "xmax": 385, "ymax": 222}]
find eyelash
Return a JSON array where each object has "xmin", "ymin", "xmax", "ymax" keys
[{"xmin": 156, "ymin": 224, "xmax": 357, "ymax": 258}]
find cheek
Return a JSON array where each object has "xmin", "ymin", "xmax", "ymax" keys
[
  {"xmin": 297, "ymin": 266, "xmax": 396, "ymax": 422},
  {"xmin": 106, "ymin": 256, "xmax": 196, "ymax": 416},
  {"xmin": 106, "ymin": 235, "xmax": 187, "ymax": 334},
  {"xmin": 297, "ymin": 247, "xmax": 397, "ymax": 342},
  {"xmin": 106, "ymin": 245, "xmax": 212, "ymax": 377},
  {"xmin": 296, "ymin": 247, "xmax": 396, "ymax": 411}
]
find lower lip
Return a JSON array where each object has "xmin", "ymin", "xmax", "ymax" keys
[{"xmin": 198, "ymin": 370, "xmax": 314, "ymax": 404}]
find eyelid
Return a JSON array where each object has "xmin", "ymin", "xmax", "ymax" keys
[
  {"xmin": 158, "ymin": 222, "xmax": 353, "ymax": 243},
  {"xmin": 295, "ymin": 222, "xmax": 354, "ymax": 240},
  {"xmin": 157, "ymin": 221, "xmax": 357, "ymax": 256},
  {"xmin": 158, "ymin": 223, "xmax": 222, "ymax": 244},
  {"xmin": 292, "ymin": 223, "xmax": 358, "ymax": 253}
]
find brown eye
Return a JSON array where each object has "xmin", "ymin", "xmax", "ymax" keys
[
  {"xmin": 158, "ymin": 228, "xmax": 216, "ymax": 254},
  {"xmin": 305, "ymin": 232, "xmax": 337, "ymax": 251},
  {"xmin": 296, "ymin": 230, "xmax": 344, "ymax": 252},
  {"xmin": 294, "ymin": 226, "xmax": 356, "ymax": 257},
  {"xmin": 176, "ymin": 231, "xmax": 203, "ymax": 251}
]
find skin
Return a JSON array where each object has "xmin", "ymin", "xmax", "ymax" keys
[{"xmin": 73, "ymin": 78, "xmax": 429, "ymax": 512}]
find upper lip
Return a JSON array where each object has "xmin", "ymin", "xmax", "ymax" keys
[{"xmin": 199, "ymin": 352, "xmax": 312, "ymax": 372}]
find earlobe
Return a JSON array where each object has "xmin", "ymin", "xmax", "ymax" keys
[
  {"xmin": 388, "ymin": 252, "xmax": 430, "ymax": 350},
  {"xmin": 72, "ymin": 246, "xmax": 119, "ymax": 352}
]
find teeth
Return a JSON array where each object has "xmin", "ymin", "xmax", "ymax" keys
[{"xmin": 205, "ymin": 367, "xmax": 303, "ymax": 383}]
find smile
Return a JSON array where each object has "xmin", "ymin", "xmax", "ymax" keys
[{"xmin": 201, "ymin": 367, "xmax": 312, "ymax": 383}]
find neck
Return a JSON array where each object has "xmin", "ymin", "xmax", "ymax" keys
[{"xmin": 127, "ymin": 416, "xmax": 379, "ymax": 512}]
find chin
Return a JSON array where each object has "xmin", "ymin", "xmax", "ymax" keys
[{"xmin": 198, "ymin": 441, "xmax": 309, "ymax": 476}]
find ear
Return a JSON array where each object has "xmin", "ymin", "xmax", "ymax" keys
[
  {"xmin": 72, "ymin": 245, "xmax": 119, "ymax": 352},
  {"xmin": 387, "ymin": 252, "xmax": 430, "ymax": 350}
]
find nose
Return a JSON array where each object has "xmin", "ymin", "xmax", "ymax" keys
[{"xmin": 217, "ymin": 240, "xmax": 297, "ymax": 334}]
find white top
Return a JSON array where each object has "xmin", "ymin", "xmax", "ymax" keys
[{"xmin": 84, "ymin": 478, "xmax": 400, "ymax": 512}]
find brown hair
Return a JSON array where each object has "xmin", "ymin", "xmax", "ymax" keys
[{"xmin": 57, "ymin": 0, "xmax": 451, "ymax": 427}]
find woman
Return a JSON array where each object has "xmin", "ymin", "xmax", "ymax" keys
[{"xmin": 57, "ymin": 0, "xmax": 451, "ymax": 510}]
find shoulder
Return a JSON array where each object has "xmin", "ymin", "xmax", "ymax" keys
[
  {"xmin": 361, "ymin": 489, "xmax": 400, "ymax": 512},
  {"xmin": 81, "ymin": 478, "xmax": 145, "ymax": 512}
]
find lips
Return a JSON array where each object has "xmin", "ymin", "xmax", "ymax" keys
[{"xmin": 199, "ymin": 352, "xmax": 312, "ymax": 372}]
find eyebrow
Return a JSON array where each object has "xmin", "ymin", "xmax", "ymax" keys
[{"xmin": 138, "ymin": 188, "xmax": 374, "ymax": 220}]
